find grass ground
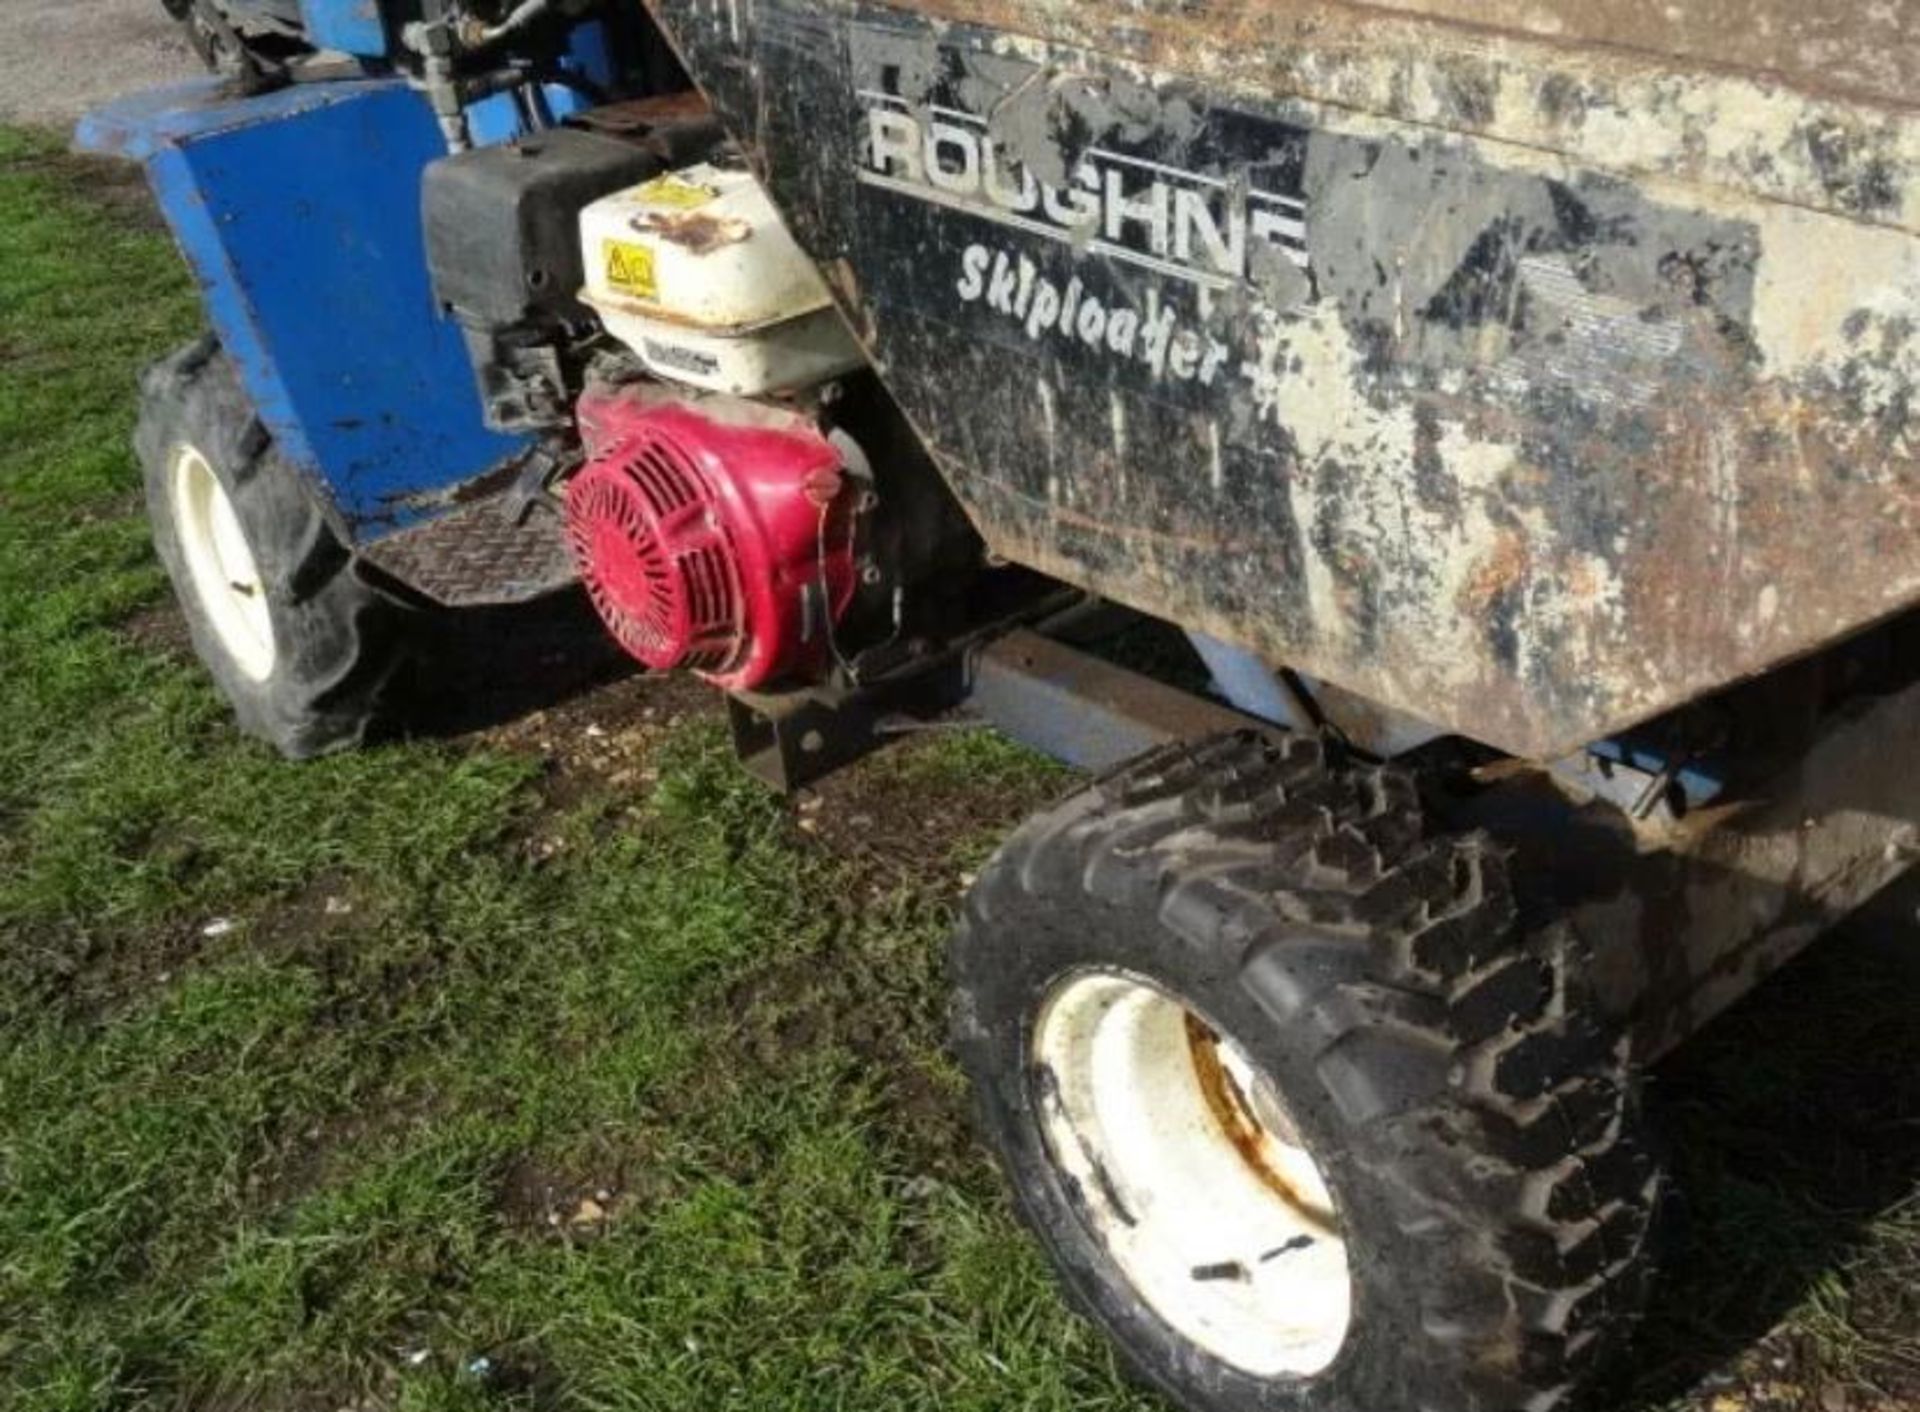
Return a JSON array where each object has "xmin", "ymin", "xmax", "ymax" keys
[{"xmin": 1, "ymin": 125, "xmax": 1916, "ymax": 1412}]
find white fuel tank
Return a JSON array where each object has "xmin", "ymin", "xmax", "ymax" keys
[{"xmin": 578, "ymin": 163, "xmax": 864, "ymax": 396}]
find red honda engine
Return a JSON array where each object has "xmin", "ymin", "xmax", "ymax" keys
[{"xmin": 566, "ymin": 384, "xmax": 858, "ymax": 691}]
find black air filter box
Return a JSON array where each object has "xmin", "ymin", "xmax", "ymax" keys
[{"xmin": 424, "ymin": 127, "xmax": 665, "ymax": 330}]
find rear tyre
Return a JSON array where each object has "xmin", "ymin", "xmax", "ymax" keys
[
  {"xmin": 951, "ymin": 731, "xmax": 1663, "ymax": 1412},
  {"xmin": 137, "ymin": 336, "xmax": 407, "ymax": 759}
]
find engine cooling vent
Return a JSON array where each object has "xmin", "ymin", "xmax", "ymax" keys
[
  {"xmin": 566, "ymin": 423, "xmax": 746, "ymax": 677},
  {"xmin": 564, "ymin": 387, "xmax": 857, "ymax": 692}
]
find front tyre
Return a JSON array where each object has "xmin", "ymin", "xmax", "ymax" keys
[
  {"xmin": 137, "ymin": 336, "xmax": 406, "ymax": 759},
  {"xmin": 951, "ymin": 732, "xmax": 1663, "ymax": 1412}
]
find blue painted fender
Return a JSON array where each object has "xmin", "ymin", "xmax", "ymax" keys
[{"xmin": 76, "ymin": 77, "xmax": 532, "ymax": 542}]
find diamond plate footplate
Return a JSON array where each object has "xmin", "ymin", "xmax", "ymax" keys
[{"xmin": 360, "ymin": 495, "xmax": 577, "ymax": 606}]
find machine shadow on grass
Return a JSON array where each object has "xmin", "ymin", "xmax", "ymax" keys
[
  {"xmin": 1625, "ymin": 877, "xmax": 1920, "ymax": 1409},
  {"xmin": 397, "ymin": 587, "xmax": 639, "ymax": 741}
]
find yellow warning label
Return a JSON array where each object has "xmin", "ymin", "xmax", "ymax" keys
[
  {"xmin": 603, "ymin": 239, "xmax": 658, "ymax": 300},
  {"xmin": 635, "ymin": 174, "xmax": 717, "ymax": 210}
]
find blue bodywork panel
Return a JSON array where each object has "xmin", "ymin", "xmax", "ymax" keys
[
  {"xmin": 300, "ymin": 0, "xmax": 390, "ymax": 57},
  {"xmin": 76, "ymin": 77, "xmax": 529, "ymax": 540}
]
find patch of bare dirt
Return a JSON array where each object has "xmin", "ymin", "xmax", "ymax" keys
[
  {"xmin": 9, "ymin": 147, "xmax": 165, "ymax": 232},
  {"xmin": 487, "ymin": 669, "xmax": 718, "ymax": 817},
  {"xmin": 709, "ymin": 727, "xmax": 1067, "ymax": 1183},
  {"xmin": 495, "ymin": 1147, "xmax": 655, "ymax": 1242},
  {"xmin": 788, "ymin": 729, "xmax": 1063, "ymax": 896},
  {"xmin": 9, "ymin": 870, "xmax": 383, "ymax": 1033},
  {"xmin": 0, "ymin": 912, "xmax": 205, "ymax": 1029},
  {"xmin": 120, "ymin": 599, "xmax": 193, "ymax": 659}
]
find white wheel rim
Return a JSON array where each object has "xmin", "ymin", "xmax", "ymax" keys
[
  {"xmin": 1033, "ymin": 970, "xmax": 1354, "ymax": 1378},
  {"xmin": 168, "ymin": 442, "xmax": 277, "ymax": 682}
]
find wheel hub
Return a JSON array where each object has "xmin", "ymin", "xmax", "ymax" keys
[
  {"xmin": 1032, "ymin": 970, "xmax": 1354, "ymax": 1378},
  {"xmin": 168, "ymin": 442, "xmax": 276, "ymax": 683}
]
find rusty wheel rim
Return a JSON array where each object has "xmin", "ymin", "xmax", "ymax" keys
[{"xmin": 1032, "ymin": 969, "xmax": 1353, "ymax": 1378}]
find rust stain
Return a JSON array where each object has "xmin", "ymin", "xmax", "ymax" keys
[
  {"xmin": 1459, "ymin": 531, "xmax": 1531, "ymax": 614},
  {"xmin": 574, "ymin": 89, "xmax": 713, "ymax": 134},
  {"xmin": 628, "ymin": 208, "xmax": 753, "ymax": 254},
  {"xmin": 1184, "ymin": 1014, "xmax": 1340, "ymax": 1235}
]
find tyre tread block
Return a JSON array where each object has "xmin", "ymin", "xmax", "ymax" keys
[{"xmin": 952, "ymin": 732, "xmax": 1666, "ymax": 1412}]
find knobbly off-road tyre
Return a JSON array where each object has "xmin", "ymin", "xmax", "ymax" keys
[
  {"xmin": 136, "ymin": 336, "xmax": 406, "ymax": 759},
  {"xmin": 951, "ymin": 730, "xmax": 1663, "ymax": 1412}
]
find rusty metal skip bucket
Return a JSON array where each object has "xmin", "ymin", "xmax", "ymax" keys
[{"xmin": 644, "ymin": 0, "xmax": 1920, "ymax": 761}]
